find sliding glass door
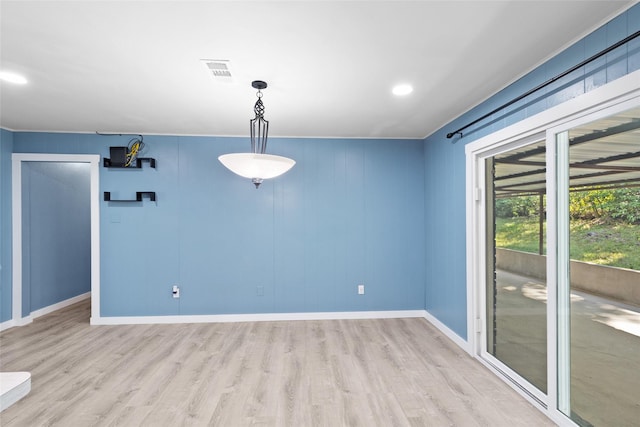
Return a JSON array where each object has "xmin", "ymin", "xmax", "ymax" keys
[
  {"xmin": 475, "ymin": 102, "xmax": 640, "ymax": 426},
  {"xmin": 485, "ymin": 140, "xmax": 548, "ymax": 397},
  {"xmin": 555, "ymin": 107, "xmax": 640, "ymax": 427}
]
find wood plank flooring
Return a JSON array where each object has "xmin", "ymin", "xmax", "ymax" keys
[{"xmin": 0, "ymin": 300, "xmax": 555, "ymax": 426}]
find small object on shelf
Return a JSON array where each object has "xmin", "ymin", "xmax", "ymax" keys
[
  {"xmin": 109, "ymin": 146, "xmax": 128, "ymax": 167},
  {"xmin": 103, "ymin": 157, "xmax": 156, "ymax": 168},
  {"xmin": 104, "ymin": 191, "xmax": 156, "ymax": 202}
]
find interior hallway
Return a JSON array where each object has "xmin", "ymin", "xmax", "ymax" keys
[{"xmin": 0, "ymin": 300, "xmax": 553, "ymax": 426}]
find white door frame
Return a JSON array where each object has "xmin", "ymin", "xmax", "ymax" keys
[
  {"xmin": 11, "ymin": 153, "xmax": 100, "ymax": 326},
  {"xmin": 465, "ymin": 70, "xmax": 640, "ymax": 425}
]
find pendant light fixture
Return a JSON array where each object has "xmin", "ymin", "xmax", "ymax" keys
[{"xmin": 219, "ymin": 80, "xmax": 295, "ymax": 188}]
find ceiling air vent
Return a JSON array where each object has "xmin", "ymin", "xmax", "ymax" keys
[{"xmin": 201, "ymin": 59, "xmax": 234, "ymax": 81}]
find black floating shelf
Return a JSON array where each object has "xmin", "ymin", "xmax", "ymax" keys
[
  {"xmin": 103, "ymin": 157, "xmax": 156, "ymax": 168},
  {"xmin": 104, "ymin": 191, "xmax": 156, "ymax": 202}
]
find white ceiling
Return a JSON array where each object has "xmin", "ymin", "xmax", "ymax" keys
[{"xmin": 0, "ymin": 1, "xmax": 635, "ymax": 139}]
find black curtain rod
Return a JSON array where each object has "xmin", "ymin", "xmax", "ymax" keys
[{"xmin": 446, "ymin": 29, "xmax": 640, "ymax": 139}]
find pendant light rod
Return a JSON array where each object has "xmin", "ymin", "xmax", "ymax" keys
[
  {"xmin": 250, "ymin": 80, "xmax": 269, "ymax": 155},
  {"xmin": 218, "ymin": 80, "xmax": 295, "ymax": 188}
]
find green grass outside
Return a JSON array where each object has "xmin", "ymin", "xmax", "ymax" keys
[{"xmin": 495, "ymin": 217, "xmax": 640, "ymax": 271}]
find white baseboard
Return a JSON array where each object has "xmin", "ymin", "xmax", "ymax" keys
[
  {"xmin": 423, "ymin": 310, "xmax": 472, "ymax": 355},
  {"xmin": 91, "ymin": 309, "xmax": 427, "ymax": 325},
  {"xmin": 30, "ymin": 292, "xmax": 91, "ymax": 320},
  {"xmin": 0, "ymin": 319, "xmax": 16, "ymax": 332},
  {"xmin": 1, "ymin": 292, "xmax": 91, "ymax": 331},
  {"xmin": 0, "ymin": 315, "xmax": 32, "ymax": 331},
  {"xmin": 0, "ymin": 372, "xmax": 31, "ymax": 412}
]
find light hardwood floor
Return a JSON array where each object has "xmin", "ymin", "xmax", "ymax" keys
[{"xmin": 0, "ymin": 300, "xmax": 554, "ymax": 426}]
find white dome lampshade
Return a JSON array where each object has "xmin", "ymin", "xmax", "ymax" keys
[
  {"xmin": 218, "ymin": 153, "xmax": 295, "ymax": 188},
  {"xmin": 219, "ymin": 80, "xmax": 295, "ymax": 188}
]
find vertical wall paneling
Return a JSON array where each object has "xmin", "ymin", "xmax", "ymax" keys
[
  {"xmin": 0, "ymin": 130, "xmax": 14, "ymax": 322},
  {"xmin": 605, "ymin": 11, "xmax": 629, "ymax": 83},
  {"xmin": 177, "ymin": 137, "xmax": 277, "ymax": 315},
  {"xmin": 101, "ymin": 136, "xmax": 181, "ymax": 316},
  {"xmin": 340, "ymin": 140, "xmax": 366, "ymax": 311},
  {"xmin": 21, "ymin": 162, "xmax": 91, "ymax": 313},
  {"xmin": 11, "ymin": 133, "xmax": 425, "ymax": 317},
  {"xmin": 629, "ymin": 6, "xmax": 640, "ymax": 73}
]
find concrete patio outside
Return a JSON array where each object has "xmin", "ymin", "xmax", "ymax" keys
[{"xmin": 494, "ymin": 269, "xmax": 640, "ymax": 427}]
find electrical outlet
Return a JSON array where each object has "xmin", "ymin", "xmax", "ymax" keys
[
  {"xmin": 256, "ymin": 286, "xmax": 264, "ymax": 296},
  {"xmin": 172, "ymin": 285, "xmax": 180, "ymax": 299},
  {"xmin": 358, "ymin": 284, "xmax": 365, "ymax": 295}
]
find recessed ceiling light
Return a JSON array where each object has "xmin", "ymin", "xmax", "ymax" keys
[
  {"xmin": 0, "ymin": 71, "xmax": 28, "ymax": 85},
  {"xmin": 392, "ymin": 84, "xmax": 413, "ymax": 96}
]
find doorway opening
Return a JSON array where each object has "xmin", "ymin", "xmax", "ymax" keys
[{"xmin": 11, "ymin": 154, "xmax": 100, "ymax": 326}]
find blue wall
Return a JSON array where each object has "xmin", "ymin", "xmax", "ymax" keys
[
  {"xmin": 423, "ymin": 4, "xmax": 640, "ymax": 339},
  {"xmin": 21, "ymin": 162, "xmax": 91, "ymax": 314},
  {"xmin": 11, "ymin": 134, "xmax": 425, "ymax": 317},
  {"xmin": 0, "ymin": 129, "xmax": 14, "ymax": 322}
]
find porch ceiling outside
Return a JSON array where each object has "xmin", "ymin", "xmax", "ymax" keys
[{"xmin": 493, "ymin": 107, "xmax": 640, "ymax": 198}]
